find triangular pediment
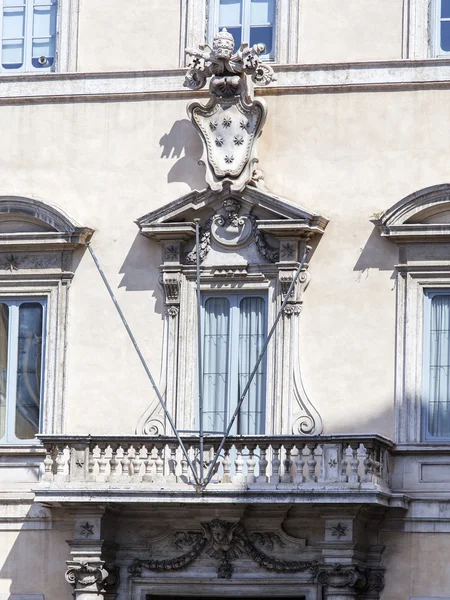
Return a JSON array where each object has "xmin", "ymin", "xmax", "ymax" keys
[{"xmin": 137, "ymin": 186, "xmax": 328, "ymax": 241}]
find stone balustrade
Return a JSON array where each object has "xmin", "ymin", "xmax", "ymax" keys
[{"xmin": 35, "ymin": 434, "xmax": 394, "ymax": 499}]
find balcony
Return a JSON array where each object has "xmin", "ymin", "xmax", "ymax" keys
[{"xmin": 32, "ymin": 434, "xmax": 407, "ymax": 507}]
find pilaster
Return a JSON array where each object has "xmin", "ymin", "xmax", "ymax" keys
[{"xmin": 65, "ymin": 509, "xmax": 119, "ymax": 600}]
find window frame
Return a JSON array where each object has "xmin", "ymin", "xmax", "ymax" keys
[
  {"xmin": 0, "ymin": 0, "xmax": 80, "ymax": 75},
  {"xmin": 421, "ymin": 288, "xmax": 450, "ymax": 441},
  {"xmin": 0, "ymin": 296, "xmax": 47, "ymax": 445},
  {"xmin": 432, "ymin": 0, "xmax": 450, "ymax": 57},
  {"xmin": 208, "ymin": 0, "xmax": 276, "ymax": 61},
  {"xmin": 200, "ymin": 290, "xmax": 268, "ymax": 435},
  {"xmin": 0, "ymin": 0, "xmax": 58, "ymax": 74}
]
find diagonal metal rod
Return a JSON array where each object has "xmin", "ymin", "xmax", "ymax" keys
[
  {"xmin": 194, "ymin": 219, "xmax": 204, "ymax": 485},
  {"xmin": 86, "ymin": 242, "xmax": 200, "ymax": 486},
  {"xmin": 202, "ymin": 244, "xmax": 313, "ymax": 488}
]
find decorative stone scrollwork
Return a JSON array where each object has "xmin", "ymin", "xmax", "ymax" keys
[
  {"xmin": 65, "ymin": 560, "xmax": 109, "ymax": 591},
  {"xmin": 162, "ymin": 272, "xmax": 181, "ymax": 303},
  {"xmin": 316, "ymin": 564, "xmax": 385, "ymax": 595},
  {"xmin": 185, "ymin": 29, "xmax": 276, "ymax": 192},
  {"xmin": 128, "ymin": 519, "xmax": 317, "ymax": 580},
  {"xmin": 185, "ymin": 217, "xmax": 213, "ymax": 264}
]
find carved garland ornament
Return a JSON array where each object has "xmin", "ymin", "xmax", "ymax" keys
[{"xmin": 128, "ymin": 519, "xmax": 317, "ymax": 580}]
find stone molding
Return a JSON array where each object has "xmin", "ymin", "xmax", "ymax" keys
[{"xmin": 5, "ymin": 59, "xmax": 450, "ymax": 104}]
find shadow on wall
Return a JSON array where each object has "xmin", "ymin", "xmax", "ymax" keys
[
  {"xmin": 159, "ymin": 119, "xmax": 205, "ymax": 190},
  {"xmin": 0, "ymin": 504, "xmax": 70, "ymax": 600},
  {"xmin": 353, "ymin": 227, "xmax": 398, "ymax": 283},
  {"xmin": 118, "ymin": 234, "xmax": 164, "ymax": 314}
]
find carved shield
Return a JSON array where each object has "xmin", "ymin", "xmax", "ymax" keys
[{"xmin": 188, "ymin": 97, "xmax": 267, "ymax": 192}]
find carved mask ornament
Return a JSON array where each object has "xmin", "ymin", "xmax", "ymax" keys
[{"xmin": 184, "ymin": 29, "xmax": 276, "ymax": 192}]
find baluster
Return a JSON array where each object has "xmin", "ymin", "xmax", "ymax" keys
[
  {"xmin": 88, "ymin": 445, "xmax": 97, "ymax": 482},
  {"xmin": 315, "ymin": 444, "xmax": 324, "ymax": 481},
  {"xmin": 364, "ymin": 446, "xmax": 374, "ymax": 483},
  {"xmin": 108, "ymin": 445, "xmax": 120, "ymax": 483},
  {"xmin": 119, "ymin": 446, "xmax": 131, "ymax": 482},
  {"xmin": 154, "ymin": 444, "xmax": 164, "ymax": 483},
  {"xmin": 348, "ymin": 445, "xmax": 359, "ymax": 483},
  {"xmin": 222, "ymin": 447, "xmax": 232, "ymax": 483},
  {"xmin": 54, "ymin": 446, "xmax": 68, "ymax": 482},
  {"xmin": 233, "ymin": 444, "xmax": 245, "ymax": 484},
  {"xmin": 256, "ymin": 444, "xmax": 268, "ymax": 484},
  {"xmin": 372, "ymin": 445, "xmax": 381, "ymax": 485},
  {"xmin": 306, "ymin": 445, "xmax": 316, "ymax": 482},
  {"xmin": 281, "ymin": 444, "xmax": 293, "ymax": 484},
  {"xmin": 246, "ymin": 444, "xmax": 256, "ymax": 484},
  {"xmin": 179, "ymin": 446, "xmax": 189, "ymax": 484},
  {"xmin": 167, "ymin": 443, "xmax": 178, "ymax": 483},
  {"xmin": 131, "ymin": 445, "xmax": 144, "ymax": 483},
  {"xmin": 269, "ymin": 444, "xmax": 281, "ymax": 484},
  {"xmin": 141, "ymin": 445, "xmax": 153, "ymax": 483},
  {"xmin": 294, "ymin": 445, "xmax": 305, "ymax": 484},
  {"xmin": 42, "ymin": 450, "xmax": 54, "ymax": 482},
  {"xmin": 340, "ymin": 445, "xmax": 349, "ymax": 483},
  {"xmin": 96, "ymin": 444, "xmax": 108, "ymax": 483}
]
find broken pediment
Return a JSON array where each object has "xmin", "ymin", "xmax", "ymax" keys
[
  {"xmin": 136, "ymin": 186, "xmax": 328, "ymax": 266},
  {"xmin": 375, "ymin": 184, "xmax": 450, "ymax": 242}
]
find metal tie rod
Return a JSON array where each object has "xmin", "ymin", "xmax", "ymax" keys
[
  {"xmin": 202, "ymin": 244, "xmax": 313, "ymax": 488},
  {"xmin": 87, "ymin": 242, "xmax": 200, "ymax": 486}
]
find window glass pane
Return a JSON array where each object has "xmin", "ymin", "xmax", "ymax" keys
[
  {"xmin": 219, "ymin": 0, "xmax": 242, "ymax": 26},
  {"xmin": 203, "ymin": 297, "xmax": 230, "ymax": 433},
  {"xmin": 2, "ymin": 40, "xmax": 24, "ymax": 68},
  {"xmin": 441, "ymin": 21, "xmax": 450, "ymax": 51},
  {"xmin": 33, "ymin": 4, "xmax": 56, "ymax": 37},
  {"xmin": 250, "ymin": 0, "xmax": 274, "ymax": 24},
  {"xmin": 31, "ymin": 37, "xmax": 55, "ymax": 66},
  {"xmin": 442, "ymin": 0, "xmax": 450, "ymax": 19},
  {"xmin": 15, "ymin": 302, "xmax": 43, "ymax": 440},
  {"xmin": 428, "ymin": 295, "xmax": 450, "ymax": 437},
  {"xmin": 3, "ymin": 0, "xmax": 25, "ymax": 7},
  {"xmin": 249, "ymin": 26, "xmax": 273, "ymax": 54},
  {"xmin": 238, "ymin": 297, "xmax": 265, "ymax": 434},
  {"xmin": 223, "ymin": 26, "xmax": 241, "ymax": 50},
  {"xmin": 2, "ymin": 7, "xmax": 25, "ymax": 39},
  {"xmin": 0, "ymin": 305, "xmax": 9, "ymax": 440}
]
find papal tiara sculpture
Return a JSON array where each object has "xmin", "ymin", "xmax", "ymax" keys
[{"xmin": 184, "ymin": 28, "xmax": 276, "ymax": 192}]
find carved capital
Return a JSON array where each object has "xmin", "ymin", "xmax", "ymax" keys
[
  {"xmin": 317, "ymin": 564, "xmax": 367, "ymax": 590},
  {"xmin": 65, "ymin": 559, "xmax": 109, "ymax": 592}
]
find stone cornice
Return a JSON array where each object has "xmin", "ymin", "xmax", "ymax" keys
[{"xmin": 3, "ymin": 58, "xmax": 450, "ymax": 103}]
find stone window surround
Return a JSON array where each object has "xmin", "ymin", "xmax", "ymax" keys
[
  {"xmin": 375, "ymin": 184, "xmax": 450, "ymax": 445},
  {"xmin": 180, "ymin": 0, "xmax": 301, "ymax": 66},
  {"xmin": 136, "ymin": 186, "xmax": 328, "ymax": 437},
  {"xmin": 0, "ymin": 196, "xmax": 93, "ymax": 449}
]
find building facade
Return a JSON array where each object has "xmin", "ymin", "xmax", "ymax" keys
[{"xmin": 2, "ymin": 1, "xmax": 450, "ymax": 599}]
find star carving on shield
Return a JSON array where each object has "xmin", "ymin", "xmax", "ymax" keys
[{"xmin": 79, "ymin": 522, "xmax": 95, "ymax": 538}]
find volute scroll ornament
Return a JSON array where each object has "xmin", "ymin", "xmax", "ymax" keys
[{"xmin": 184, "ymin": 29, "xmax": 276, "ymax": 192}]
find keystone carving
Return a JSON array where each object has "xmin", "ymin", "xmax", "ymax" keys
[
  {"xmin": 185, "ymin": 29, "xmax": 276, "ymax": 192},
  {"xmin": 128, "ymin": 519, "xmax": 317, "ymax": 580}
]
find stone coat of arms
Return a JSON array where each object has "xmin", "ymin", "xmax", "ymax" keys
[{"xmin": 184, "ymin": 28, "xmax": 276, "ymax": 192}]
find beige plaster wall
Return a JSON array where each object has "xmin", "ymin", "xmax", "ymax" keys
[
  {"xmin": 0, "ymin": 524, "xmax": 69, "ymax": 599},
  {"xmin": 299, "ymin": 0, "xmax": 404, "ymax": 64},
  {"xmin": 381, "ymin": 530, "xmax": 450, "ymax": 599},
  {"xmin": 74, "ymin": 0, "xmax": 404, "ymax": 72},
  {"xmin": 0, "ymin": 87, "xmax": 449, "ymax": 437},
  {"xmin": 76, "ymin": 0, "xmax": 181, "ymax": 72}
]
